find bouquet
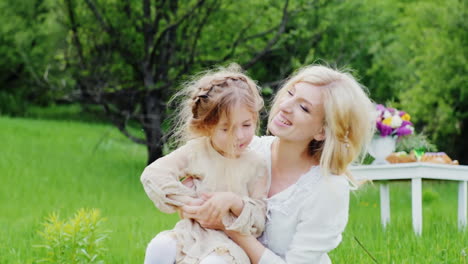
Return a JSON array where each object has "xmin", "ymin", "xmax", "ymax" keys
[{"xmin": 375, "ymin": 104, "xmax": 414, "ymax": 138}]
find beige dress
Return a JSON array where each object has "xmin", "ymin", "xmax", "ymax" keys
[{"xmin": 141, "ymin": 137, "xmax": 268, "ymax": 264}]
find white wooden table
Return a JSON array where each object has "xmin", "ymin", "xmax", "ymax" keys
[{"xmin": 350, "ymin": 163, "xmax": 468, "ymax": 235}]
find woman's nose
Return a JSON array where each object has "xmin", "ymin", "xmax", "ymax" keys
[{"xmin": 279, "ymin": 98, "xmax": 293, "ymax": 113}]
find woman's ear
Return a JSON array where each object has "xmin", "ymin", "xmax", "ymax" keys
[{"xmin": 313, "ymin": 127, "xmax": 326, "ymax": 141}]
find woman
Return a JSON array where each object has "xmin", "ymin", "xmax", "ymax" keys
[
  {"xmin": 183, "ymin": 65, "xmax": 374, "ymax": 264},
  {"xmin": 182, "ymin": 64, "xmax": 375, "ymax": 263}
]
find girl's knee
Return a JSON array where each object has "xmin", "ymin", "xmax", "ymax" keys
[
  {"xmin": 147, "ymin": 233, "xmax": 176, "ymax": 249},
  {"xmin": 144, "ymin": 234, "xmax": 177, "ymax": 264}
]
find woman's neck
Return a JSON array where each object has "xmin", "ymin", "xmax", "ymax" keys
[
  {"xmin": 271, "ymin": 137, "xmax": 319, "ymax": 179},
  {"xmin": 276, "ymin": 137, "xmax": 316, "ymax": 161},
  {"xmin": 268, "ymin": 137, "xmax": 319, "ymax": 197}
]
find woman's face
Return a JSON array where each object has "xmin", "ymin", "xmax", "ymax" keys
[{"xmin": 268, "ymin": 82, "xmax": 325, "ymax": 144}]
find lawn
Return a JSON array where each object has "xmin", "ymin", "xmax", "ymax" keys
[{"xmin": 0, "ymin": 115, "xmax": 466, "ymax": 263}]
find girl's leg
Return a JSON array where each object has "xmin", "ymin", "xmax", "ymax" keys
[
  {"xmin": 199, "ymin": 254, "xmax": 229, "ymax": 264},
  {"xmin": 144, "ymin": 234, "xmax": 177, "ymax": 264}
]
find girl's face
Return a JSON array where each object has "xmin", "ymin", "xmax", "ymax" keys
[
  {"xmin": 210, "ymin": 105, "xmax": 256, "ymax": 158},
  {"xmin": 268, "ymin": 82, "xmax": 325, "ymax": 145}
]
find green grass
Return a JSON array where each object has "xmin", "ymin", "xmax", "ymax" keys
[
  {"xmin": 332, "ymin": 182, "xmax": 467, "ymax": 263},
  {"xmin": 1, "ymin": 115, "xmax": 466, "ymax": 263},
  {"xmin": 0, "ymin": 116, "xmax": 177, "ymax": 263}
]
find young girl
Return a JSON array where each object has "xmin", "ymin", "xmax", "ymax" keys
[{"xmin": 140, "ymin": 64, "xmax": 268, "ymax": 264}]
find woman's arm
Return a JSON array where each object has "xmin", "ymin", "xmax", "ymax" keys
[
  {"xmin": 225, "ymin": 231, "xmax": 266, "ymax": 264},
  {"xmin": 256, "ymin": 179, "xmax": 350, "ymax": 264},
  {"xmin": 225, "ymin": 178, "xmax": 350, "ymax": 264}
]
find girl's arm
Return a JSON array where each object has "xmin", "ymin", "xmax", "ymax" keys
[
  {"xmin": 182, "ymin": 161, "xmax": 268, "ymax": 235},
  {"xmin": 181, "ymin": 191, "xmax": 244, "ymax": 227},
  {"xmin": 140, "ymin": 142, "xmax": 198, "ymax": 213},
  {"xmin": 222, "ymin": 163, "xmax": 269, "ymax": 236}
]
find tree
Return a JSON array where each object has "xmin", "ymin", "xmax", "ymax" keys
[
  {"xmin": 0, "ymin": 0, "xmax": 67, "ymax": 115},
  {"xmin": 61, "ymin": 0, "xmax": 298, "ymax": 163},
  {"xmin": 369, "ymin": 0, "xmax": 468, "ymax": 163}
]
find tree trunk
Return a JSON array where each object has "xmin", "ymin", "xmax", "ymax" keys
[
  {"xmin": 142, "ymin": 65, "xmax": 165, "ymax": 164},
  {"xmin": 142, "ymin": 96, "xmax": 164, "ymax": 164},
  {"xmin": 146, "ymin": 137, "xmax": 163, "ymax": 165}
]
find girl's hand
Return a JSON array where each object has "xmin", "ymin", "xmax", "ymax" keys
[
  {"xmin": 181, "ymin": 176, "xmax": 195, "ymax": 188},
  {"xmin": 182, "ymin": 192, "xmax": 236, "ymax": 229}
]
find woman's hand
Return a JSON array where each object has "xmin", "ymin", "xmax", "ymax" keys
[
  {"xmin": 182, "ymin": 192, "xmax": 238, "ymax": 229},
  {"xmin": 177, "ymin": 196, "xmax": 205, "ymax": 219},
  {"xmin": 185, "ymin": 197, "xmax": 205, "ymax": 206}
]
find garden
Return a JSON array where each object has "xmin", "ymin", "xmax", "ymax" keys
[{"xmin": 1, "ymin": 0, "xmax": 466, "ymax": 263}]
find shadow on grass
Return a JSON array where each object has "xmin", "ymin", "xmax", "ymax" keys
[{"xmin": 23, "ymin": 103, "xmax": 109, "ymax": 124}]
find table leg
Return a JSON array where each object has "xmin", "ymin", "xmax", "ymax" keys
[
  {"xmin": 411, "ymin": 178, "xmax": 422, "ymax": 236},
  {"xmin": 380, "ymin": 183, "xmax": 390, "ymax": 229},
  {"xmin": 458, "ymin": 181, "xmax": 467, "ymax": 230}
]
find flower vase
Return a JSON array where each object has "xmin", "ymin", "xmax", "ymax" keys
[{"xmin": 368, "ymin": 136, "xmax": 397, "ymax": 165}]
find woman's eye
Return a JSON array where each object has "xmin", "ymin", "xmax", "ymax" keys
[
  {"xmin": 287, "ymin": 90, "xmax": 293, "ymax": 96},
  {"xmin": 300, "ymin": 105, "xmax": 309, "ymax": 113},
  {"xmin": 243, "ymin": 124, "xmax": 252, "ymax": 127},
  {"xmin": 221, "ymin": 128, "xmax": 228, "ymax": 132}
]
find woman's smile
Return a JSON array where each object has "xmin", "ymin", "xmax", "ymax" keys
[{"xmin": 273, "ymin": 113, "xmax": 292, "ymax": 127}]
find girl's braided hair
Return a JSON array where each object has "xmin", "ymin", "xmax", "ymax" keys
[{"xmin": 170, "ymin": 63, "xmax": 263, "ymax": 146}]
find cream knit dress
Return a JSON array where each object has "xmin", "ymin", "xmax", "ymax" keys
[{"xmin": 141, "ymin": 137, "xmax": 268, "ymax": 264}]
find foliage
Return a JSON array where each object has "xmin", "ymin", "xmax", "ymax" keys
[
  {"xmin": 396, "ymin": 133, "xmax": 438, "ymax": 153},
  {"xmin": 35, "ymin": 209, "xmax": 110, "ymax": 264},
  {"xmin": 0, "ymin": 0, "xmax": 70, "ymax": 115},
  {"xmin": 56, "ymin": 0, "xmax": 298, "ymax": 163},
  {"xmin": 0, "ymin": 0, "xmax": 466, "ymax": 163},
  {"xmin": 369, "ymin": 0, "xmax": 468, "ymax": 162},
  {"xmin": 0, "ymin": 91, "xmax": 27, "ymax": 116}
]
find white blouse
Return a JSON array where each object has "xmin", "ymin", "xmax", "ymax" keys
[{"xmin": 249, "ymin": 136, "xmax": 350, "ymax": 264}]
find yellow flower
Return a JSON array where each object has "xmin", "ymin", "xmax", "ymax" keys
[
  {"xmin": 401, "ymin": 113, "xmax": 411, "ymax": 121},
  {"xmin": 382, "ymin": 117, "xmax": 392, "ymax": 126}
]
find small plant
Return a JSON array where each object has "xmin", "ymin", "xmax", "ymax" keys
[
  {"xmin": 396, "ymin": 133, "xmax": 437, "ymax": 153},
  {"xmin": 35, "ymin": 208, "xmax": 110, "ymax": 264}
]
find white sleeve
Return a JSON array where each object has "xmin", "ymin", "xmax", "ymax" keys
[
  {"xmin": 140, "ymin": 143, "xmax": 197, "ymax": 213},
  {"xmin": 223, "ymin": 161, "xmax": 269, "ymax": 236},
  {"xmin": 259, "ymin": 179, "xmax": 350, "ymax": 264}
]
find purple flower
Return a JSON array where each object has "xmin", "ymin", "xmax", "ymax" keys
[
  {"xmin": 396, "ymin": 125, "xmax": 413, "ymax": 136},
  {"xmin": 377, "ymin": 121, "xmax": 393, "ymax": 137},
  {"xmin": 401, "ymin": 120, "xmax": 412, "ymax": 127},
  {"xmin": 376, "ymin": 104, "xmax": 386, "ymax": 113},
  {"xmin": 374, "ymin": 104, "xmax": 414, "ymax": 138}
]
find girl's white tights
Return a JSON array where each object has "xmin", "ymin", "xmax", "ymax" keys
[
  {"xmin": 144, "ymin": 234, "xmax": 176, "ymax": 264},
  {"xmin": 144, "ymin": 234, "xmax": 228, "ymax": 264}
]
